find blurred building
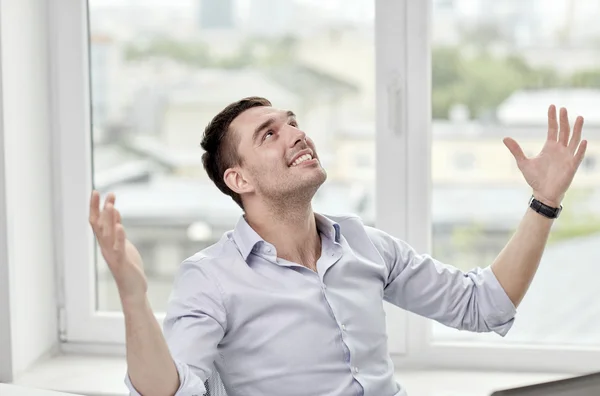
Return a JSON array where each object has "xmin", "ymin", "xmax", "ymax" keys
[
  {"xmin": 94, "ymin": 85, "xmax": 600, "ymax": 288},
  {"xmin": 245, "ymin": 0, "xmax": 295, "ymax": 36},
  {"xmin": 88, "ymin": 5, "xmax": 600, "ymax": 317},
  {"xmin": 89, "ymin": 34, "xmax": 123, "ymax": 132},
  {"xmin": 198, "ymin": 0, "xmax": 235, "ymax": 30}
]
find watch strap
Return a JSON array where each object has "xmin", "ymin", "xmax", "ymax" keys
[{"xmin": 529, "ymin": 196, "xmax": 562, "ymax": 219}]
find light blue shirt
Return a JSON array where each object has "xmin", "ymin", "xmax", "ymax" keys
[{"xmin": 126, "ymin": 213, "xmax": 516, "ymax": 396}]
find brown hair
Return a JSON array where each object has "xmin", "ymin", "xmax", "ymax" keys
[{"xmin": 201, "ymin": 96, "xmax": 272, "ymax": 209}]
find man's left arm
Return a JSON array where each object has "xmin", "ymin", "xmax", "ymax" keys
[
  {"xmin": 377, "ymin": 105, "xmax": 587, "ymax": 336},
  {"xmin": 493, "ymin": 105, "xmax": 586, "ymax": 307},
  {"xmin": 371, "ymin": 226, "xmax": 518, "ymax": 336},
  {"xmin": 490, "ymin": 201, "xmax": 554, "ymax": 308}
]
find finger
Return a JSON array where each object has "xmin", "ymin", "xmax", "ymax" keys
[
  {"xmin": 114, "ymin": 223, "xmax": 126, "ymax": 252},
  {"xmin": 547, "ymin": 104, "xmax": 558, "ymax": 141},
  {"xmin": 103, "ymin": 192, "xmax": 116, "ymax": 210},
  {"xmin": 503, "ymin": 137, "xmax": 527, "ymax": 163},
  {"xmin": 98, "ymin": 193, "xmax": 116, "ymax": 237},
  {"xmin": 568, "ymin": 116, "xmax": 584, "ymax": 154},
  {"xmin": 575, "ymin": 140, "xmax": 588, "ymax": 167},
  {"xmin": 115, "ymin": 208, "xmax": 122, "ymax": 224},
  {"xmin": 101, "ymin": 204, "xmax": 116, "ymax": 244},
  {"xmin": 89, "ymin": 190, "xmax": 100, "ymax": 230},
  {"xmin": 558, "ymin": 107, "xmax": 570, "ymax": 146}
]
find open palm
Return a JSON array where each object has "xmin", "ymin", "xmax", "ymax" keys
[
  {"xmin": 503, "ymin": 105, "xmax": 587, "ymax": 208},
  {"xmin": 89, "ymin": 191, "xmax": 147, "ymax": 300}
]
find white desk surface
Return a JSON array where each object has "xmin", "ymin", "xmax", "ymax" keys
[{"xmin": 0, "ymin": 384, "xmax": 81, "ymax": 396}]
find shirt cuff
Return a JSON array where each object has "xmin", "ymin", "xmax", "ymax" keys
[
  {"xmin": 124, "ymin": 360, "xmax": 207, "ymax": 396},
  {"xmin": 478, "ymin": 266, "xmax": 517, "ymax": 336}
]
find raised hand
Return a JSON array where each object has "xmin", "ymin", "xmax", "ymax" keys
[
  {"xmin": 503, "ymin": 105, "xmax": 587, "ymax": 208},
  {"xmin": 89, "ymin": 191, "xmax": 147, "ymax": 302}
]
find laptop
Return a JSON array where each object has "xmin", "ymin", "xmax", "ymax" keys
[{"xmin": 491, "ymin": 372, "xmax": 600, "ymax": 395}]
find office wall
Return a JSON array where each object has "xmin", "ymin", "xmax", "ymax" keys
[
  {"xmin": 0, "ymin": 0, "xmax": 58, "ymax": 378},
  {"xmin": 0, "ymin": 6, "xmax": 12, "ymax": 378}
]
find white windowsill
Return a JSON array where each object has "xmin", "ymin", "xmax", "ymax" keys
[{"xmin": 12, "ymin": 354, "xmax": 573, "ymax": 396}]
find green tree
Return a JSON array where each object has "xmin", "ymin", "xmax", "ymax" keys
[
  {"xmin": 259, "ymin": 35, "xmax": 298, "ymax": 66},
  {"xmin": 548, "ymin": 188, "xmax": 600, "ymax": 244},
  {"xmin": 125, "ymin": 37, "xmax": 212, "ymax": 67},
  {"xmin": 123, "ymin": 35, "xmax": 299, "ymax": 69},
  {"xmin": 432, "ymin": 46, "xmax": 563, "ymax": 120},
  {"xmin": 460, "ymin": 52, "xmax": 527, "ymax": 118},
  {"xmin": 458, "ymin": 22, "xmax": 504, "ymax": 50},
  {"xmin": 570, "ymin": 69, "xmax": 600, "ymax": 88},
  {"xmin": 432, "ymin": 46, "xmax": 466, "ymax": 119},
  {"xmin": 505, "ymin": 56, "xmax": 562, "ymax": 89}
]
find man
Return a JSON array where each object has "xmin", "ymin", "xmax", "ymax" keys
[{"xmin": 89, "ymin": 97, "xmax": 587, "ymax": 396}]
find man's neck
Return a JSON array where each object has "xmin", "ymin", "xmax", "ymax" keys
[{"xmin": 244, "ymin": 204, "xmax": 321, "ymax": 271}]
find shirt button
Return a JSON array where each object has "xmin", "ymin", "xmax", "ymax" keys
[
  {"xmin": 266, "ymin": 248, "xmax": 272, "ymax": 253},
  {"xmin": 353, "ymin": 367, "xmax": 359, "ymax": 374},
  {"xmin": 322, "ymin": 284, "xmax": 327, "ymax": 290},
  {"xmin": 341, "ymin": 324, "xmax": 346, "ymax": 331}
]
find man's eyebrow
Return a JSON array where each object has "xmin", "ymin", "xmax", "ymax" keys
[{"xmin": 252, "ymin": 111, "xmax": 297, "ymax": 143}]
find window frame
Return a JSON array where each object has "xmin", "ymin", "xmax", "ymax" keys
[
  {"xmin": 393, "ymin": 0, "xmax": 600, "ymax": 374},
  {"xmin": 52, "ymin": 0, "xmax": 410, "ymax": 351},
  {"xmin": 51, "ymin": 0, "xmax": 600, "ymax": 373},
  {"xmin": 0, "ymin": 44, "xmax": 11, "ymax": 381}
]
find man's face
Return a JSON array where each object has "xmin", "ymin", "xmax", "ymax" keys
[{"xmin": 226, "ymin": 106, "xmax": 327, "ymax": 206}]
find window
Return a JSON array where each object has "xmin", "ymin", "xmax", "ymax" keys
[
  {"xmin": 55, "ymin": 0, "xmax": 407, "ymax": 351},
  {"xmin": 452, "ymin": 152, "xmax": 476, "ymax": 170},
  {"xmin": 425, "ymin": 0, "xmax": 600, "ymax": 370},
  {"xmin": 52, "ymin": 0, "xmax": 600, "ymax": 373},
  {"xmin": 582, "ymin": 156, "xmax": 596, "ymax": 171},
  {"xmin": 87, "ymin": 0, "xmax": 379, "ymax": 313}
]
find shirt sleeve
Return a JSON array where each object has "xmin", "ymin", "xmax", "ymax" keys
[
  {"xmin": 365, "ymin": 226, "xmax": 517, "ymax": 336},
  {"xmin": 125, "ymin": 258, "xmax": 227, "ymax": 395}
]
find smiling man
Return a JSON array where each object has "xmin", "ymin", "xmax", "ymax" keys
[{"xmin": 89, "ymin": 97, "xmax": 587, "ymax": 396}]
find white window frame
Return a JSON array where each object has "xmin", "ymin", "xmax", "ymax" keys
[
  {"xmin": 51, "ymin": 0, "xmax": 600, "ymax": 373},
  {"xmin": 391, "ymin": 0, "xmax": 600, "ymax": 374},
  {"xmin": 50, "ymin": 0, "xmax": 125, "ymax": 345},
  {"xmin": 51, "ymin": 0, "xmax": 410, "ymax": 351},
  {"xmin": 0, "ymin": 43, "xmax": 12, "ymax": 380}
]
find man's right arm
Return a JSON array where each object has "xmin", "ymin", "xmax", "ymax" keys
[
  {"xmin": 124, "ymin": 260, "xmax": 227, "ymax": 396},
  {"xmin": 89, "ymin": 191, "xmax": 223, "ymax": 396},
  {"xmin": 122, "ymin": 294, "xmax": 180, "ymax": 396}
]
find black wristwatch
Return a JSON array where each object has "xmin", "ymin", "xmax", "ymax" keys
[{"xmin": 529, "ymin": 196, "xmax": 562, "ymax": 219}]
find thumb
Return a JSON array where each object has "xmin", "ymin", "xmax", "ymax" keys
[{"xmin": 503, "ymin": 137, "xmax": 527, "ymax": 163}]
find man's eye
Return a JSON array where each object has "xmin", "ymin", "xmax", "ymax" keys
[
  {"xmin": 290, "ymin": 122, "xmax": 298, "ymax": 128},
  {"xmin": 263, "ymin": 130, "xmax": 274, "ymax": 140}
]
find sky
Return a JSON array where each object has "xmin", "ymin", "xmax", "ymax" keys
[
  {"xmin": 88, "ymin": 0, "xmax": 374, "ymax": 20},
  {"xmin": 88, "ymin": 0, "xmax": 376, "ymax": 29},
  {"xmin": 87, "ymin": 0, "xmax": 593, "ymax": 36}
]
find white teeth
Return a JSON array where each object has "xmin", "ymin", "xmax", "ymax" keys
[{"xmin": 291, "ymin": 154, "xmax": 313, "ymax": 166}]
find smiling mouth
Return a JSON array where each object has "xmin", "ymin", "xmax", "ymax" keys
[{"xmin": 290, "ymin": 153, "xmax": 314, "ymax": 167}]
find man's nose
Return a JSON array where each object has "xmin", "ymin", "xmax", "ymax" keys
[{"xmin": 284, "ymin": 124, "xmax": 306, "ymax": 147}]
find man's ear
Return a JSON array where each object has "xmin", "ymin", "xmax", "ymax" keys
[{"xmin": 224, "ymin": 167, "xmax": 254, "ymax": 195}]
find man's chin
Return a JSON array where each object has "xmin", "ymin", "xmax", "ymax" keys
[
  {"xmin": 290, "ymin": 172, "xmax": 327, "ymax": 200},
  {"xmin": 308, "ymin": 168, "xmax": 327, "ymax": 186}
]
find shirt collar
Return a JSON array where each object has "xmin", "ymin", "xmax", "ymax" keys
[
  {"xmin": 314, "ymin": 213, "xmax": 341, "ymax": 244},
  {"xmin": 231, "ymin": 213, "xmax": 341, "ymax": 261},
  {"xmin": 232, "ymin": 215, "xmax": 264, "ymax": 260}
]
